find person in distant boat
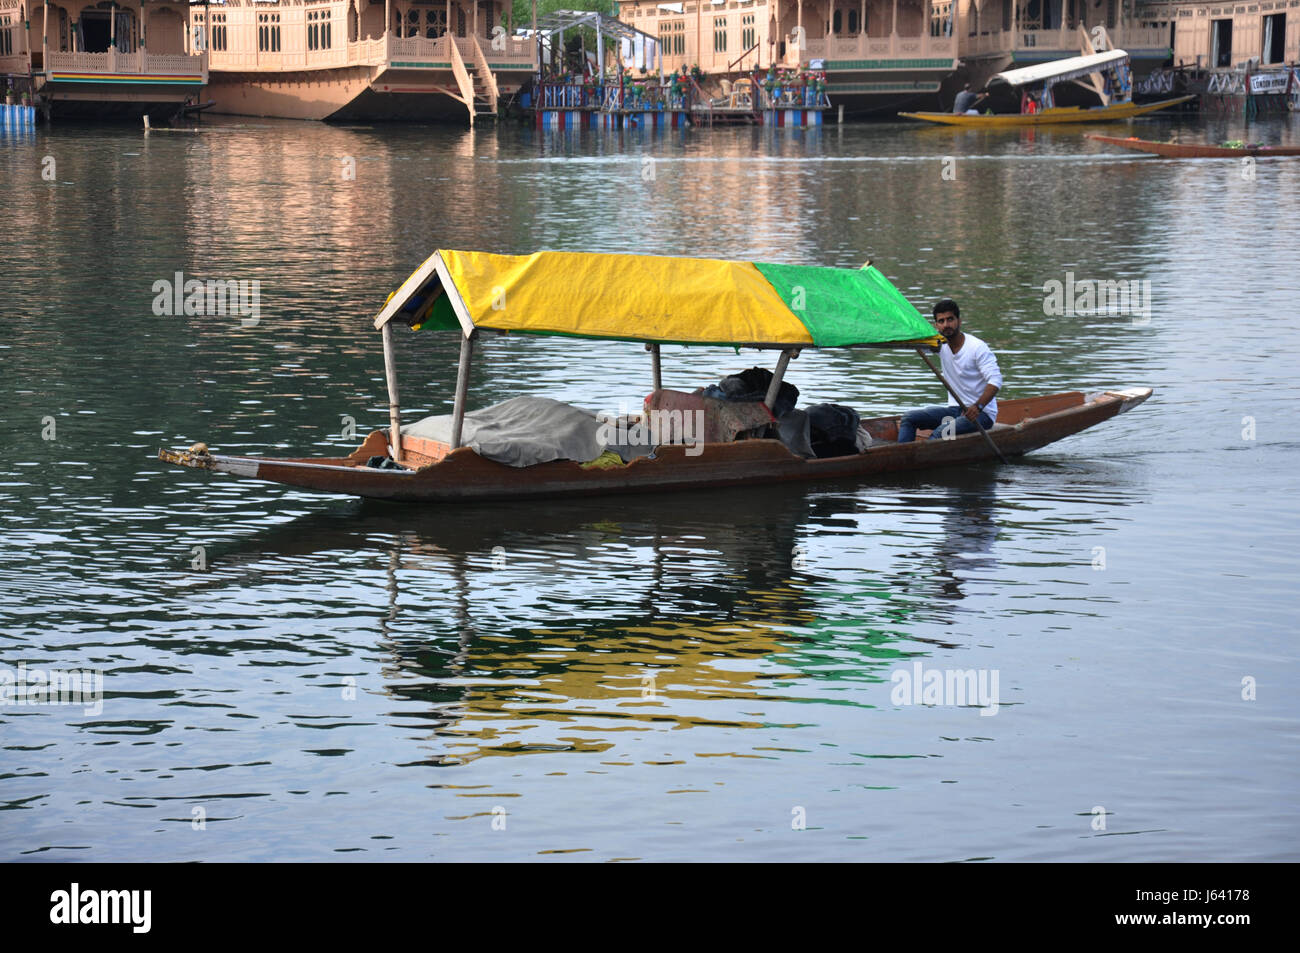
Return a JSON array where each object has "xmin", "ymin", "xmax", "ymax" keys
[
  {"xmin": 952, "ymin": 84, "xmax": 987, "ymax": 115},
  {"xmin": 897, "ymin": 299, "xmax": 1003, "ymax": 443}
]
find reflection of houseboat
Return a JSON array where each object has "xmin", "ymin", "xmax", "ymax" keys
[
  {"xmin": 194, "ymin": 0, "xmax": 534, "ymax": 122},
  {"xmin": 616, "ymin": 0, "xmax": 959, "ymax": 115},
  {"xmin": 0, "ymin": 0, "xmax": 206, "ymax": 119}
]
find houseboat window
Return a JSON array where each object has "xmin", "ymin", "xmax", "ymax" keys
[
  {"xmin": 403, "ymin": 7, "xmax": 447, "ymax": 39},
  {"xmin": 930, "ymin": 0, "xmax": 952, "ymax": 36},
  {"xmin": 210, "ymin": 12, "xmax": 228, "ymax": 52},
  {"xmin": 479, "ymin": 1, "xmax": 493, "ymax": 38},
  {"xmin": 1106, "ymin": 0, "xmax": 1116, "ymax": 30},
  {"xmin": 1210, "ymin": 17, "xmax": 1231, "ymax": 67},
  {"xmin": 258, "ymin": 12, "xmax": 282, "ymax": 53},
  {"xmin": 1262, "ymin": 13, "xmax": 1285, "ymax": 65},
  {"xmin": 742, "ymin": 12, "xmax": 755, "ymax": 48},
  {"xmin": 0, "ymin": 18, "xmax": 12, "ymax": 57},
  {"xmin": 307, "ymin": 8, "xmax": 332, "ymax": 50},
  {"xmin": 659, "ymin": 18, "xmax": 685, "ymax": 54},
  {"xmin": 714, "ymin": 14, "xmax": 726, "ymax": 52},
  {"xmin": 457, "ymin": 7, "xmax": 465, "ymax": 37},
  {"xmin": 847, "ymin": 9, "xmax": 858, "ymax": 33}
]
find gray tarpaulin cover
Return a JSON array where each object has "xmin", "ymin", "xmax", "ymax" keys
[{"xmin": 402, "ymin": 397, "xmax": 606, "ymax": 468}]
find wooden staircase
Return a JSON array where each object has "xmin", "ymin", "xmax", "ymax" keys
[
  {"xmin": 467, "ymin": 63, "xmax": 497, "ymax": 119},
  {"xmin": 447, "ymin": 36, "xmax": 498, "ymax": 125},
  {"xmin": 467, "ymin": 37, "xmax": 499, "ymax": 121}
]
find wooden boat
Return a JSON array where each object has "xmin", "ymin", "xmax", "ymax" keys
[
  {"xmin": 160, "ymin": 250, "xmax": 1153, "ymax": 502},
  {"xmin": 900, "ymin": 47, "xmax": 1193, "ymax": 127},
  {"xmin": 899, "ymin": 97, "xmax": 1194, "ymax": 127},
  {"xmin": 1086, "ymin": 134, "xmax": 1300, "ymax": 158},
  {"xmin": 176, "ymin": 100, "xmax": 217, "ymax": 118}
]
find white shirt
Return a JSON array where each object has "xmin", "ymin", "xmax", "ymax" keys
[{"xmin": 939, "ymin": 332, "xmax": 1002, "ymax": 421}]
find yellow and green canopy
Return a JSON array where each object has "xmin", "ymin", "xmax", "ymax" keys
[{"xmin": 374, "ymin": 249, "xmax": 941, "ymax": 349}]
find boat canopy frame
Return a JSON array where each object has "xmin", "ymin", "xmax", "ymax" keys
[
  {"xmin": 372, "ymin": 249, "xmax": 946, "ymax": 461},
  {"xmin": 990, "ymin": 49, "xmax": 1129, "ymax": 91}
]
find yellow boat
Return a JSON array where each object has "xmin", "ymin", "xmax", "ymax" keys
[
  {"xmin": 900, "ymin": 47, "xmax": 1194, "ymax": 127},
  {"xmin": 899, "ymin": 97, "xmax": 1195, "ymax": 127}
]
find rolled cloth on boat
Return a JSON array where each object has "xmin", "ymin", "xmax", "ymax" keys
[{"xmin": 403, "ymin": 397, "xmax": 606, "ymax": 468}]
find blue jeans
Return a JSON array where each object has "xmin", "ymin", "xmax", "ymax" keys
[{"xmin": 897, "ymin": 405, "xmax": 993, "ymax": 443}]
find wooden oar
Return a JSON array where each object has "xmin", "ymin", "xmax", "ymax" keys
[{"xmin": 914, "ymin": 347, "xmax": 1008, "ymax": 465}]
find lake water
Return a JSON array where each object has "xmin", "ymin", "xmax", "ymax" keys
[{"xmin": 1, "ymin": 113, "xmax": 1297, "ymax": 861}]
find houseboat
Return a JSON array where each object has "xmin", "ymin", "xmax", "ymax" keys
[
  {"xmin": 0, "ymin": 0, "xmax": 206, "ymax": 119},
  {"xmin": 1133, "ymin": 1, "xmax": 1298, "ymax": 112},
  {"xmin": 616, "ymin": 0, "xmax": 960, "ymax": 116},
  {"xmin": 194, "ymin": 0, "xmax": 536, "ymax": 122},
  {"xmin": 1150, "ymin": 0, "xmax": 1298, "ymax": 70},
  {"xmin": 615, "ymin": 0, "xmax": 1184, "ymax": 116}
]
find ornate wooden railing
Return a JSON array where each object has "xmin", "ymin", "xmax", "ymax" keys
[{"xmin": 44, "ymin": 49, "xmax": 206, "ymax": 77}]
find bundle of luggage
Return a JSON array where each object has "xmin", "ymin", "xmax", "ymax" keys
[{"xmin": 699, "ymin": 367, "xmax": 865, "ymax": 459}]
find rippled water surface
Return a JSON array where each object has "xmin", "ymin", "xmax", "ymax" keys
[{"xmin": 2, "ymin": 114, "xmax": 1298, "ymax": 861}]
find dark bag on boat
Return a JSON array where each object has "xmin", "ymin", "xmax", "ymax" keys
[
  {"xmin": 776, "ymin": 410, "xmax": 814, "ymax": 458},
  {"xmin": 805, "ymin": 403, "xmax": 860, "ymax": 459},
  {"xmin": 702, "ymin": 367, "xmax": 800, "ymax": 418}
]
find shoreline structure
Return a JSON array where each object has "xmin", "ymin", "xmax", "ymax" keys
[{"xmin": 1, "ymin": 0, "xmax": 1296, "ymax": 123}]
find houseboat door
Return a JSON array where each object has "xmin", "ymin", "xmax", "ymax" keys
[{"xmin": 80, "ymin": 8, "xmax": 112, "ymax": 53}]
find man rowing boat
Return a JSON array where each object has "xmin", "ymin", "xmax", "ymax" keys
[
  {"xmin": 952, "ymin": 84, "xmax": 988, "ymax": 115},
  {"xmin": 897, "ymin": 299, "xmax": 1003, "ymax": 442}
]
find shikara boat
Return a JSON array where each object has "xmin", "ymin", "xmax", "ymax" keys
[
  {"xmin": 159, "ymin": 250, "xmax": 1152, "ymax": 502},
  {"xmin": 900, "ymin": 48, "xmax": 1193, "ymax": 127},
  {"xmin": 1086, "ymin": 134, "xmax": 1300, "ymax": 158},
  {"xmin": 899, "ymin": 98, "xmax": 1193, "ymax": 127}
]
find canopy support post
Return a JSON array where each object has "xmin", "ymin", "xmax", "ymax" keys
[
  {"xmin": 381, "ymin": 321, "xmax": 404, "ymax": 464},
  {"xmin": 913, "ymin": 347, "xmax": 1007, "ymax": 464},
  {"xmin": 450, "ymin": 330, "xmax": 477, "ymax": 449},
  {"xmin": 647, "ymin": 342, "xmax": 662, "ymax": 391},
  {"xmin": 764, "ymin": 348, "xmax": 797, "ymax": 411}
]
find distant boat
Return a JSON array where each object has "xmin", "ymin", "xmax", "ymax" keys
[
  {"xmin": 159, "ymin": 250, "xmax": 1153, "ymax": 503},
  {"xmin": 1087, "ymin": 135, "xmax": 1300, "ymax": 158},
  {"xmin": 901, "ymin": 48, "xmax": 1193, "ymax": 127}
]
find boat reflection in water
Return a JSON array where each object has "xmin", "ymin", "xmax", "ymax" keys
[{"xmin": 205, "ymin": 475, "xmax": 1025, "ymax": 766}]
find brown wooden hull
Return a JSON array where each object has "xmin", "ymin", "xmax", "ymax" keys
[
  {"xmin": 1087, "ymin": 134, "xmax": 1300, "ymax": 158},
  {"xmin": 159, "ymin": 389, "xmax": 1152, "ymax": 503}
]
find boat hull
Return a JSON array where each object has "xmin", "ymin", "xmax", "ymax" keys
[
  {"xmin": 1086, "ymin": 134, "xmax": 1300, "ymax": 158},
  {"xmin": 898, "ymin": 96, "xmax": 1195, "ymax": 127},
  {"xmin": 205, "ymin": 66, "xmax": 506, "ymax": 122},
  {"xmin": 160, "ymin": 389, "xmax": 1152, "ymax": 503}
]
